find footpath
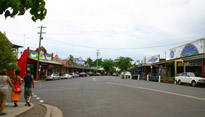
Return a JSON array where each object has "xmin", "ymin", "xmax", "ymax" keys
[{"xmin": 4, "ymin": 102, "xmax": 63, "ymax": 117}]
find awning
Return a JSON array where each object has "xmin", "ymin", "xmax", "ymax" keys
[
  {"xmin": 152, "ymin": 59, "xmax": 183, "ymax": 65},
  {"xmin": 180, "ymin": 54, "xmax": 205, "ymax": 61},
  {"xmin": 29, "ymin": 58, "xmax": 63, "ymax": 65}
]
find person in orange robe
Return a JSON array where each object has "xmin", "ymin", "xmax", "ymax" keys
[{"xmin": 11, "ymin": 70, "xmax": 22, "ymax": 107}]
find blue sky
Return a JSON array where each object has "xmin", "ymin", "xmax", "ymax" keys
[{"xmin": 1, "ymin": 0, "xmax": 205, "ymax": 61}]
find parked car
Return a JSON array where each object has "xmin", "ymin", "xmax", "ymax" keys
[
  {"xmin": 70, "ymin": 72, "xmax": 79, "ymax": 78},
  {"xmin": 60, "ymin": 74, "xmax": 72, "ymax": 79},
  {"xmin": 88, "ymin": 72, "xmax": 94, "ymax": 76},
  {"xmin": 79, "ymin": 72, "xmax": 87, "ymax": 77},
  {"xmin": 95, "ymin": 72, "xmax": 101, "ymax": 76},
  {"xmin": 175, "ymin": 72, "xmax": 205, "ymax": 87},
  {"xmin": 46, "ymin": 73, "xmax": 60, "ymax": 81},
  {"xmin": 112, "ymin": 73, "xmax": 118, "ymax": 76}
]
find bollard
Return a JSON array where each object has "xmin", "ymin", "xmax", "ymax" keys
[
  {"xmin": 138, "ymin": 75, "xmax": 140, "ymax": 80},
  {"xmin": 159, "ymin": 75, "xmax": 161, "ymax": 83},
  {"xmin": 147, "ymin": 75, "xmax": 149, "ymax": 81}
]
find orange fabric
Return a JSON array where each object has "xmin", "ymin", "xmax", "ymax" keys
[
  {"xmin": 11, "ymin": 90, "xmax": 21, "ymax": 102},
  {"xmin": 11, "ymin": 75, "xmax": 22, "ymax": 102}
]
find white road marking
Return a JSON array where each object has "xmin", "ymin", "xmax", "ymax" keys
[
  {"xmin": 36, "ymin": 97, "xmax": 40, "ymax": 100},
  {"xmin": 93, "ymin": 78, "xmax": 97, "ymax": 81},
  {"xmin": 33, "ymin": 95, "xmax": 37, "ymax": 97},
  {"xmin": 106, "ymin": 82, "xmax": 205, "ymax": 101},
  {"xmin": 39, "ymin": 100, "xmax": 44, "ymax": 103}
]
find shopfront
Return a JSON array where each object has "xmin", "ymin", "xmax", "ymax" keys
[
  {"xmin": 169, "ymin": 38, "xmax": 205, "ymax": 77},
  {"xmin": 18, "ymin": 47, "xmax": 63, "ymax": 80}
]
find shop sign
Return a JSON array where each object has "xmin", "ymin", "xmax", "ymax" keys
[
  {"xmin": 75, "ymin": 60, "xmax": 88, "ymax": 67},
  {"xmin": 146, "ymin": 55, "xmax": 160, "ymax": 63},
  {"xmin": 169, "ymin": 39, "xmax": 204, "ymax": 59},
  {"xmin": 29, "ymin": 50, "xmax": 52, "ymax": 60}
]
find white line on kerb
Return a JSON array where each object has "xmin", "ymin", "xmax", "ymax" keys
[
  {"xmin": 39, "ymin": 100, "xmax": 44, "ymax": 103},
  {"xmin": 93, "ymin": 78, "xmax": 97, "ymax": 81},
  {"xmin": 106, "ymin": 82, "xmax": 205, "ymax": 101}
]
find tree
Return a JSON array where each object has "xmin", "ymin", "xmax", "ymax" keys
[
  {"xmin": 86, "ymin": 57, "xmax": 93, "ymax": 67},
  {"xmin": 115, "ymin": 56, "xmax": 133, "ymax": 72},
  {"xmin": 0, "ymin": 33, "xmax": 18, "ymax": 70},
  {"xmin": 69, "ymin": 55, "xmax": 74, "ymax": 59},
  {"xmin": 101, "ymin": 59, "xmax": 115, "ymax": 74},
  {"xmin": 93, "ymin": 58, "xmax": 103, "ymax": 67},
  {"xmin": 0, "ymin": 0, "xmax": 47, "ymax": 22}
]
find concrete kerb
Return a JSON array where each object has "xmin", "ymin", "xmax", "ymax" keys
[{"xmin": 39, "ymin": 103, "xmax": 63, "ymax": 117}]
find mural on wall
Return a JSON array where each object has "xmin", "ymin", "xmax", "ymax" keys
[
  {"xmin": 66, "ymin": 58, "xmax": 88, "ymax": 67},
  {"xmin": 29, "ymin": 50, "xmax": 52, "ymax": 60},
  {"xmin": 146, "ymin": 55, "xmax": 160, "ymax": 63},
  {"xmin": 169, "ymin": 39, "xmax": 204, "ymax": 59},
  {"xmin": 181, "ymin": 44, "xmax": 199, "ymax": 57}
]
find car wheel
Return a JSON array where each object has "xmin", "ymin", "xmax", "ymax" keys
[
  {"xmin": 191, "ymin": 81, "xmax": 197, "ymax": 87},
  {"xmin": 178, "ymin": 80, "xmax": 182, "ymax": 85},
  {"xmin": 174, "ymin": 80, "xmax": 178, "ymax": 84}
]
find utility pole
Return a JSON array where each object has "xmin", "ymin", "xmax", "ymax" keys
[
  {"xmin": 36, "ymin": 26, "xmax": 46, "ymax": 80},
  {"xmin": 96, "ymin": 49, "xmax": 100, "ymax": 69}
]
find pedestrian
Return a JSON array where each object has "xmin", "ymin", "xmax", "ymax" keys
[
  {"xmin": 0, "ymin": 69, "xmax": 16, "ymax": 116},
  {"xmin": 23, "ymin": 70, "xmax": 34, "ymax": 107},
  {"xmin": 11, "ymin": 70, "xmax": 22, "ymax": 107}
]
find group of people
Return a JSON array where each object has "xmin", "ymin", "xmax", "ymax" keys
[{"xmin": 0, "ymin": 69, "xmax": 34, "ymax": 116}]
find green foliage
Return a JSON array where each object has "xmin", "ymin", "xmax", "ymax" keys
[
  {"xmin": 93, "ymin": 58, "xmax": 103, "ymax": 67},
  {"xmin": 86, "ymin": 56, "xmax": 133, "ymax": 74},
  {"xmin": 115, "ymin": 56, "xmax": 133, "ymax": 72},
  {"xmin": 102, "ymin": 59, "xmax": 115, "ymax": 73},
  {"xmin": 69, "ymin": 55, "xmax": 74, "ymax": 59},
  {"xmin": 86, "ymin": 57, "xmax": 93, "ymax": 67},
  {"xmin": 0, "ymin": 33, "xmax": 18, "ymax": 70},
  {"xmin": 0, "ymin": 0, "xmax": 47, "ymax": 22}
]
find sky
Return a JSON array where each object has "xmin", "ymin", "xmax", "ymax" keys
[{"xmin": 1, "ymin": 0, "xmax": 205, "ymax": 62}]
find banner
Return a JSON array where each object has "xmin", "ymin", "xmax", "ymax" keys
[
  {"xmin": 29, "ymin": 50, "xmax": 52, "ymax": 60},
  {"xmin": 169, "ymin": 39, "xmax": 204, "ymax": 59},
  {"xmin": 146, "ymin": 55, "xmax": 160, "ymax": 63}
]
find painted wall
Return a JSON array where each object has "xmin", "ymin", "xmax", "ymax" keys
[
  {"xmin": 29, "ymin": 50, "xmax": 52, "ymax": 60},
  {"xmin": 169, "ymin": 39, "xmax": 204, "ymax": 59},
  {"xmin": 146, "ymin": 55, "xmax": 160, "ymax": 63}
]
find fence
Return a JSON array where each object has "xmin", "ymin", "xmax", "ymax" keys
[{"xmin": 132, "ymin": 75, "xmax": 175, "ymax": 84}]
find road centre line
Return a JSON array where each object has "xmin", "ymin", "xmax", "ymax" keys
[
  {"xmin": 93, "ymin": 78, "xmax": 97, "ymax": 81},
  {"xmin": 106, "ymin": 82, "xmax": 205, "ymax": 101}
]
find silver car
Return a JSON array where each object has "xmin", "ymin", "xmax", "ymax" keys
[
  {"xmin": 60, "ymin": 74, "xmax": 72, "ymax": 79},
  {"xmin": 46, "ymin": 73, "xmax": 60, "ymax": 81}
]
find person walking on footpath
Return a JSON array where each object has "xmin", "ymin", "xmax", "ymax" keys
[
  {"xmin": 11, "ymin": 70, "xmax": 22, "ymax": 107},
  {"xmin": 23, "ymin": 70, "xmax": 34, "ymax": 107},
  {"xmin": 0, "ymin": 69, "xmax": 16, "ymax": 116}
]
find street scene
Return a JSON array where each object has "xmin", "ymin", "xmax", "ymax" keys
[
  {"xmin": 1, "ymin": 0, "xmax": 205, "ymax": 117},
  {"xmin": 8, "ymin": 76, "xmax": 205, "ymax": 117}
]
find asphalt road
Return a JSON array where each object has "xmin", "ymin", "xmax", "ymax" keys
[{"xmin": 21, "ymin": 76, "xmax": 205, "ymax": 117}]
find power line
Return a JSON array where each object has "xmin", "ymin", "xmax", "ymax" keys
[
  {"xmin": 44, "ymin": 36, "xmax": 195, "ymax": 51},
  {"xmin": 44, "ymin": 36, "xmax": 97, "ymax": 49},
  {"xmin": 12, "ymin": 35, "xmax": 37, "ymax": 43}
]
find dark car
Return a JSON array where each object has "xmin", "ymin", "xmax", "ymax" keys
[
  {"xmin": 88, "ymin": 72, "xmax": 94, "ymax": 76},
  {"xmin": 79, "ymin": 72, "xmax": 87, "ymax": 77},
  {"xmin": 112, "ymin": 73, "xmax": 118, "ymax": 76}
]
